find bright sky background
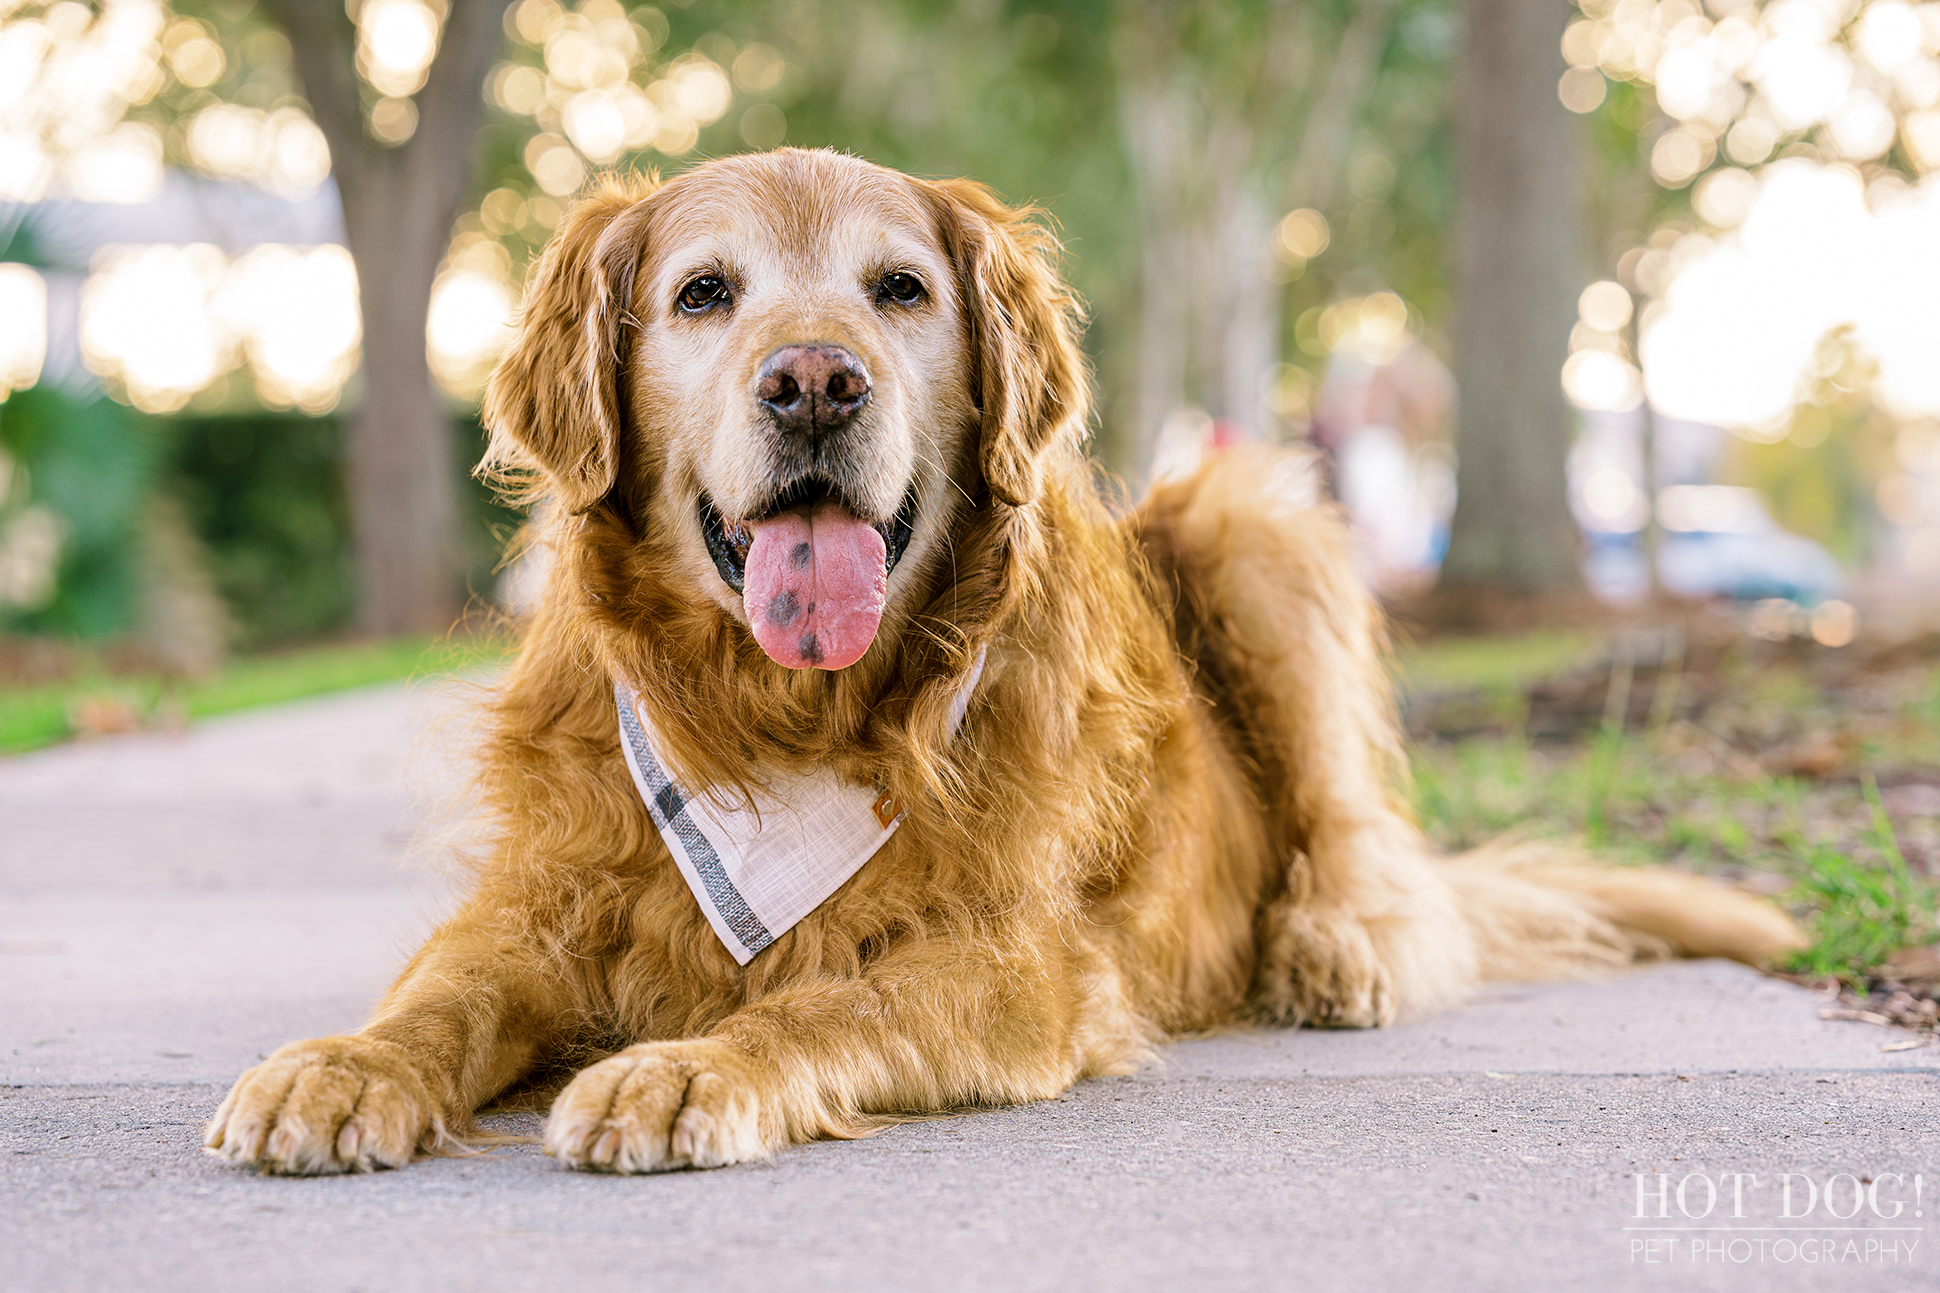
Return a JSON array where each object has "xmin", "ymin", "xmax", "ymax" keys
[
  {"xmin": 1643, "ymin": 161, "xmax": 1940, "ymax": 428},
  {"xmin": 1557, "ymin": 0, "xmax": 1940, "ymax": 440}
]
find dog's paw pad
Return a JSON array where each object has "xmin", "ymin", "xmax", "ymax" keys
[
  {"xmin": 205, "ymin": 1036, "xmax": 434, "ymax": 1176},
  {"xmin": 1254, "ymin": 900, "xmax": 1398, "ymax": 1029},
  {"xmin": 544, "ymin": 1042, "xmax": 772, "ymax": 1173}
]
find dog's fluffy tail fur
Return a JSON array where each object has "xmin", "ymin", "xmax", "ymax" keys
[{"xmin": 1439, "ymin": 840, "xmax": 1806, "ymax": 983}]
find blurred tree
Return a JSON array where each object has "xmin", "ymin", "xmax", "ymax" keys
[
  {"xmin": 5, "ymin": 0, "xmax": 1485, "ymax": 634},
  {"xmin": 255, "ymin": 0, "xmax": 504, "ymax": 634},
  {"xmin": 0, "ymin": 0, "xmax": 506, "ymax": 635},
  {"xmin": 465, "ymin": 0, "xmax": 1148, "ymax": 461},
  {"xmin": 1116, "ymin": 0, "xmax": 1399, "ymax": 464},
  {"xmin": 465, "ymin": 1, "xmax": 1465, "ymax": 478},
  {"xmin": 1438, "ymin": 0, "xmax": 1583, "ymax": 592}
]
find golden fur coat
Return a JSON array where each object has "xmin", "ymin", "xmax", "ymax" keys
[{"xmin": 207, "ymin": 150, "xmax": 1800, "ymax": 1176}]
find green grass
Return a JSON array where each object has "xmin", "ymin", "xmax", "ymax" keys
[
  {"xmin": 1783, "ymin": 777, "xmax": 1938, "ymax": 983},
  {"xmin": 1404, "ymin": 647, "xmax": 1940, "ymax": 987},
  {"xmin": 1411, "ymin": 730, "xmax": 1938, "ymax": 983},
  {"xmin": 0, "ymin": 634, "xmax": 509, "ymax": 755},
  {"xmin": 1394, "ymin": 630, "xmax": 1602, "ymax": 695}
]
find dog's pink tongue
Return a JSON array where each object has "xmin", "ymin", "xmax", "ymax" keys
[{"xmin": 744, "ymin": 501, "xmax": 887, "ymax": 670}]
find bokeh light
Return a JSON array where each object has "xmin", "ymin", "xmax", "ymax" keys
[
  {"xmin": 667, "ymin": 55, "xmax": 732, "ymax": 122},
  {"xmin": 1581, "ymin": 465, "xmax": 1644, "ymax": 528},
  {"xmin": 740, "ymin": 102, "xmax": 785, "ymax": 149},
  {"xmin": 1578, "ymin": 280, "xmax": 1633, "ymax": 332},
  {"xmin": 357, "ymin": 0, "xmax": 443, "ymax": 100},
  {"xmin": 0, "ymin": 262, "xmax": 48, "ymax": 395},
  {"xmin": 1693, "ymin": 165, "xmax": 1759, "ymax": 225},
  {"xmin": 492, "ymin": 0, "xmax": 735, "ymax": 174},
  {"xmin": 217, "ymin": 245, "xmax": 362, "ymax": 414},
  {"xmin": 1559, "ymin": 65, "xmax": 1609, "ymax": 112},
  {"xmin": 162, "ymin": 17, "xmax": 223, "ymax": 88},
  {"xmin": 524, "ymin": 132, "xmax": 585, "ymax": 196},
  {"xmin": 732, "ymin": 43, "xmax": 784, "ymax": 93},
  {"xmin": 81, "ymin": 243, "xmax": 230, "ymax": 412},
  {"xmin": 1274, "ymin": 208, "xmax": 1330, "ymax": 262},
  {"xmin": 0, "ymin": 503, "xmax": 64, "ymax": 610},
  {"xmin": 185, "ymin": 104, "xmax": 331, "ymax": 198},
  {"xmin": 1810, "ymin": 597, "xmax": 1857, "ymax": 646},
  {"xmin": 0, "ymin": 0, "xmax": 167, "ymax": 203},
  {"xmin": 1642, "ymin": 161, "xmax": 1940, "ymax": 429},
  {"xmin": 1564, "ymin": 278, "xmax": 1645, "ymax": 413},
  {"xmin": 427, "ymin": 232, "xmax": 517, "ymax": 398},
  {"xmin": 80, "ymin": 243, "xmax": 361, "ymax": 415},
  {"xmin": 1564, "ymin": 348, "xmax": 1646, "ymax": 412},
  {"xmin": 1316, "ymin": 291, "xmax": 1413, "ymax": 366},
  {"xmin": 1570, "ymin": 0, "xmax": 1940, "ymax": 180},
  {"xmin": 1650, "ymin": 126, "xmax": 1713, "ymax": 187},
  {"xmin": 370, "ymin": 96, "xmax": 420, "ymax": 145},
  {"xmin": 64, "ymin": 119, "xmax": 163, "ymax": 202}
]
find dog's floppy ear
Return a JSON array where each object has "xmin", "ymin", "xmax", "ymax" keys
[
  {"xmin": 482, "ymin": 175, "xmax": 658, "ymax": 514},
  {"xmin": 922, "ymin": 179, "xmax": 1086, "ymax": 508}
]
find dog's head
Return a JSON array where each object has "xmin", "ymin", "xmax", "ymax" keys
[{"xmin": 483, "ymin": 149, "xmax": 1085, "ymax": 678}]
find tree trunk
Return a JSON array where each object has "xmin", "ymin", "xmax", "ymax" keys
[
  {"xmin": 1117, "ymin": 4, "xmax": 1193, "ymax": 479},
  {"xmin": 264, "ymin": 0, "xmax": 503, "ymax": 634},
  {"xmin": 1213, "ymin": 179, "xmax": 1276, "ymax": 436},
  {"xmin": 1439, "ymin": 0, "xmax": 1584, "ymax": 592}
]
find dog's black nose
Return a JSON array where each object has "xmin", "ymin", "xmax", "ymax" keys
[{"xmin": 757, "ymin": 344, "xmax": 871, "ymax": 438}]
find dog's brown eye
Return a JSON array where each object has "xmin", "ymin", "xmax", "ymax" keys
[
  {"xmin": 678, "ymin": 275, "xmax": 729, "ymax": 312},
  {"xmin": 877, "ymin": 272, "xmax": 924, "ymax": 306}
]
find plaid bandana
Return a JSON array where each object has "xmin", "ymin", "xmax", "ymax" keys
[{"xmin": 614, "ymin": 648, "xmax": 986, "ymax": 964}]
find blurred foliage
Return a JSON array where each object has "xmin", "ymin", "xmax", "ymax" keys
[
  {"xmin": 0, "ymin": 385, "xmax": 158, "ymax": 639},
  {"xmin": 1718, "ymin": 330, "xmax": 1897, "ymax": 565},
  {"xmin": 459, "ymin": 0, "xmax": 1467, "ymax": 455},
  {"xmin": 167, "ymin": 413, "xmax": 354, "ymax": 647},
  {"xmin": 147, "ymin": 0, "xmax": 314, "ymax": 177},
  {"xmin": 165, "ymin": 412, "xmax": 518, "ymax": 650},
  {"xmin": 1, "ymin": 394, "xmax": 512, "ymax": 652},
  {"xmin": 12, "ymin": 0, "xmax": 1930, "ymax": 653}
]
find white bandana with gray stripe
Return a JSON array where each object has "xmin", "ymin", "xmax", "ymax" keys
[{"xmin": 614, "ymin": 648, "xmax": 986, "ymax": 964}]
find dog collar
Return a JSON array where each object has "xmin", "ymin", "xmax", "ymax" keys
[{"xmin": 614, "ymin": 647, "xmax": 986, "ymax": 964}]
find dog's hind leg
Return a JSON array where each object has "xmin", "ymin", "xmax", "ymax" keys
[
  {"xmin": 1133, "ymin": 447, "xmax": 1802, "ymax": 1028},
  {"xmin": 1133, "ymin": 446, "xmax": 1478, "ymax": 1027}
]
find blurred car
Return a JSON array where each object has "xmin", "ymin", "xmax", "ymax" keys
[{"xmin": 1584, "ymin": 485, "xmax": 1846, "ymax": 605}]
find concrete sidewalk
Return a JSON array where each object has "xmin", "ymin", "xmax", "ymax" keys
[{"xmin": 3, "ymin": 684, "xmax": 1934, "ymax": 1291}]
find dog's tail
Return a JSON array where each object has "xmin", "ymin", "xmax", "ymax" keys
[{"xmin": 1438, "ymin": 839, "xmax": 1806, "ymax": 982}]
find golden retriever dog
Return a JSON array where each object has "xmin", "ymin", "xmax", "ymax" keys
[{"xmin": 205, "ymin": 149, "xmax": 1800, "ymax": 1175}]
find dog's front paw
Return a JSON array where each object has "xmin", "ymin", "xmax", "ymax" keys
[
  {"xmin": 205, "ymin": 1036, "xmax": 440, "ymax": 1175},
  {"xmin": 544, "ymin": 1040, "xmax": 776, "ymax": 1173},
  {"xmin": 1254, "ymin": 898, "xmax": 1397, "ymax": 1029}
]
